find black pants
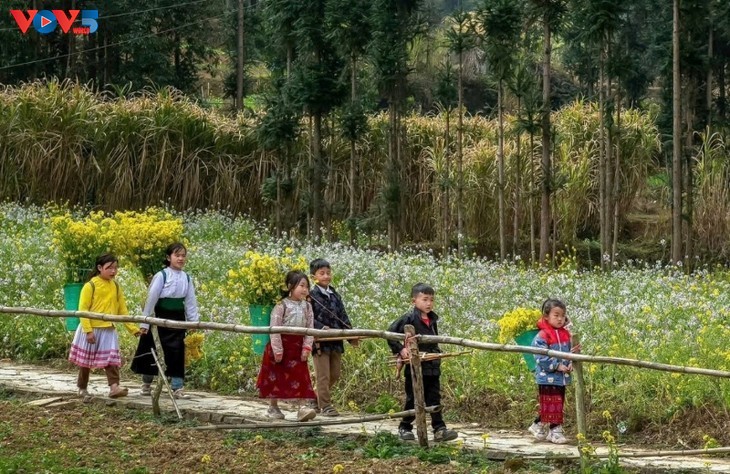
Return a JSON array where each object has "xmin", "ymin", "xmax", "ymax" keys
[{"xmin": 399, "ymin": 367, "xmax": 445, "ymax": 432}]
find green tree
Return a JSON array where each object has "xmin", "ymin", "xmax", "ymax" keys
[{"xmin": 476, "ymin": 0, "xmax": 522, "ymax": 261}]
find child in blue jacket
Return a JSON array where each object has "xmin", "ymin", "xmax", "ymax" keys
[{"xmin": 528, "ymin": 299, "xmax": 580, "ymax": 444}]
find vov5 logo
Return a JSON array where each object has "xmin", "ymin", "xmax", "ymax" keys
[{"xmin": 10, "ymin": 9, "xmax": 98, "ymax": 35}]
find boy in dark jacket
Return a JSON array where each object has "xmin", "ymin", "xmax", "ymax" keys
[
  {"xmin": 388, "ymin": 283, "xmax": 458, "ymax": 442},
  {"xmin": 309, "ymin": 258, "xmax": 357, "ymax": 416}
]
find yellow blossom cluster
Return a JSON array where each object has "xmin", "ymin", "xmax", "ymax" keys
[
  {"xmin": 50, "ymin": 207, "xmax": 183, "ymax": 282},
  {"xmin": 109, "ymin": 209, "xmax": 184, "ymax": 279},
  {"xmin": 226, "ymin": 249, "xmax": 307, "ymax": 306},
  {"xmin": 496, "ymin": 307, "xmax": 542, "ymax": 343},
  {"xmin": 184, "ymin": 332, "xmax": 205, "ymax": 366}
]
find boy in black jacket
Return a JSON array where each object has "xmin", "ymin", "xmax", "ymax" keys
[
  {"xmin": 388, "ymin": 283, "xmax": 458, "ymax": 442},
  {"xmin": 309, "ymin": 258, "xmax": 357, "ymax": 416}
]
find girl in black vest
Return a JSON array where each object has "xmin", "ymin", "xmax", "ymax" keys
[{"xmin": 131, "ymin": 242, "xmax": 199, "ymax": 399}]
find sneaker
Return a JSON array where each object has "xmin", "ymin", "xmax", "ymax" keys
[
  {"xmin": 547, "ymin": 426, "xmax": 568, "ymax": 444},
  {"xmin": 265, "ymin": 406, "xmax": 285, "ymax": 420},
  {"xmin": 173, "ymin": 388, "xmax": 191, "ymax": 400},
  {"xmin": 528, "ymin": 422, "xmax": 549, "ymax": 440},
  {"xmin": 320, "ymin": 405, "xmax": 340, "ymax": 417},
  {"xmin": 434, "ymin": 427, "xmax": 458, "ymax": 442},
  {"xmin": 398, "ymin": 427, "xmax": 415, "ymax": 441},
  {"xmin": 140, "ymin": 383, "xmax": 151, "ymax": 396},
  {"xmin": 297, "ymin": 406, "xmax": 317, "ymax": 422},
  {"xmin": 78, "ymin": 388, "xmax": 89, "ymax": 398},
  {"xmin": 108, "ymin": 386, "xmax": 129, "ymax": 399}
]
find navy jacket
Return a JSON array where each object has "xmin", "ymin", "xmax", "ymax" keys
[{"xmin": 310, "ymin": 285, "xmax": 352, "ymax": 353}]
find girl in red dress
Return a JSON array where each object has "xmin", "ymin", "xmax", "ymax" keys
[{"xmin": 256, "ymin": 270, "xmax": 317, "ymax": 422}]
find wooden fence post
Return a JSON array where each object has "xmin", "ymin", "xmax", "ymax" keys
[
  {"xmin": 572, "ymin": 334, "xmax": 587, "ymax": 437},
  {"xmin": 405, "ymin": 324, "xmax": 428, "ymax": 447},
  {"xmin": 150, "ymin": 326, "xmax": 182, "ymax": 420}
]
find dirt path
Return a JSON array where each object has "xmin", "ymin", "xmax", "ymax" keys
[{"xmin": 1, "ymin": 361, "xmax": 729, "ymax": 472}]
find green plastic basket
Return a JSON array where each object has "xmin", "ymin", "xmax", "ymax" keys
[
  {"xmin": 63, "ymin": 283, "xmax": 83, "ymax": 332},
  {"xmin": 249, "ymin": 304, "xmax": 273, "ymax": 355},
  {"xmin": 514, "ymin": 329, "xmax": 539, "ymax": 371}
]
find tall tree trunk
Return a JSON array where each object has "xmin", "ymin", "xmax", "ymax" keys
[
  {"xmin": 671, "ymin": 0, "xmax": 683, "ymax": 264},
  {"xmin": 236, "ymin": 0, "xmax": 245, "ymax": 111},
  {"xmin": 684, "ymin": 77, "xmax": 695, "ymax": 271},
  {"xmin": 457, "ymin": 48, "xmax": 464, "ymax": 257},
  {"xmin": 388, "ymin": 97, "xmax": 398, "ymax": 251},
  {"xmin": 348, "ymin": 54, "xmax": 357, "ymax": 246},
  {"xmin": 529, "ymin": 130, "xmax": 536, "ymax": 264},
  {"xmin": 312, "ymin": 112, "xmax": 323, "ymax": 240},
  {"xmin": 539, "ymin": 19, "xmax": 552, "ymax": 264},
  {"xmin": 605, "ymin": 71, "xmax": 614, "ymax": 264},
  {"xmin": 707, "ymin": 26, "xmax": 713, "ymax": 126},
  {"xmin": 497, "ymin": 79, "xmax": 506, "ymax": 260},
  {"xmin": 443, "ymin": 107, "xmax": 451, "ymax": 253},
  {"xmin": 611, "ymin": 84, "xmax": 622, "ymax": 258},
  {"xmin": 598, "ymin": 48, "xmax": 607, "ymax": 269},
  {"xmin": 719, "ymin": 60, "xmax": 726, "ymax": 121},
  {"xmin": 513, "ymin": 96, "xmax": 522, "ymax": 258}
]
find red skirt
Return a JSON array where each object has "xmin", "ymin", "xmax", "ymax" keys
[
  {"xmin": 538, "ymin": 385, "xmax": 565, "ymax": 424},
  {"xmin": 256, "ymin": 334, "xmax": 316, "ymax": 400}
]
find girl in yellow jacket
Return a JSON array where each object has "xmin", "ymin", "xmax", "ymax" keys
[{"xmin": 68, "ymin": 253, "xmax": 140, "ymax": 399}]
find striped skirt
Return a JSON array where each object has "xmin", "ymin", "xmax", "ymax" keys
[{"xmin": 68, "ymin": 327, "xmax": 122, "ymax": 368}]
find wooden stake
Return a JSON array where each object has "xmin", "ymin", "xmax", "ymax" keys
[
  {"xmin": 150, "ymin": 326, "xmax": 181, "ymax": 420},
  {"xmin": 572, "ymin": 334, "xmax": 587, "ymax": 437},
  {"xmin": 405, "ymin": 324, "xmax": 428, "ymax": 448},
  {"xmin": 191, "ymin": 406, "xmax": 442, "ymax": 430}
]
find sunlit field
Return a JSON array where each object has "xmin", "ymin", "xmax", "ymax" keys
[{"xmin": 2, "ymin": 202, "xmax": 729, "ymax": 444}]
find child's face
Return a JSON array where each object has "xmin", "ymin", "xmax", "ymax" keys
[
  {"xmin": 97, "ymin": 261, "xmax": 118, "ymax": 280},
  {"xmin": 313, "ymin": 267, "xmax": 332, "ymax": 288},
  {"xmin": 545, "ymin": 307, "xmax": 567, "ymax": 329},
  {"xmin": 168, "ymin": 249, "xmax": 187, "ymax": 270},
  {"xmin": 290, "ymin": 278, "xmax": 310, "ymax": 301},
  {"xmin": 413, "ymin": 292, "xmax": 434, "ymax": 316}
]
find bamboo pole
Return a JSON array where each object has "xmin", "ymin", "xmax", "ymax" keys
[
  {"xmin": 521, "ymin": 446, "xmax": 730, "ymax": 460},
  {"xmin": 572, "ymin": 334, "xmax": 586, "ymax": 437},
  {"xmin": 405, "ymin": 325, "xmax": 428, "ymax": 448},
  {"xmin": 191, "ymin": 406, "xmax": 442, "ymax": 431},
  {"xmin": 150, "ymin": 326, "xmax": 181, "ymax": 420},
  {"xmin": 3, "ymin": 306, "xmax": 730, "ymax": 379}
]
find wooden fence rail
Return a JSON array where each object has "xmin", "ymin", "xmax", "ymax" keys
[
  {"xmin": 4, "ymin": 304, "xmax": 730, "ymax": 459},
  {"xmin": 2, "ymin": 306, "xmax": 729, "ymax": 379}
]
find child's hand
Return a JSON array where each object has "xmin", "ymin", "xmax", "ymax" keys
[
  {"xmin": 85, "ymin": 332, "xmax": 96, "ymax": 344},
  {"xmin": 399, "ymin": 347, "xmax": 410, "ymax": 359},
  {"xmin": 133, "ymin": 331, "xmax": 142, "ymax": 337},
  {"xmin": 571, "ymin": 344, "xmax": 581, "ymax": 353},
  {"xmin": 140, "ymin": 328, "xmax": 148, "ymax": 335},
  {"xmin": 301, "ymin": 349, "xmax": 310, "ymax": 361},
  {"xmin": 349, "ymin": 339, "xmax": 360, "ymax": 348},
  {"xmin": 274, "ymin": 352, "xmax": 283, "ymax": 363}
]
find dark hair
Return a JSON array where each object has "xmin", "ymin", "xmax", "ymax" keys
[
  {"xmin": 89, "ymin": 253, "xmax": 118, "ymax": 279},
  {"xmin": 281, "ymin": 270, "xmax": 310, "ymax": 298},
  {"xmin": 309, "ymin": 258, "xmax": 331, "ymax": 275},
  {"xmin": 163, "ymin": 242, "xmax": 187, "ymax": 267},
  {"xmin": 541, "ymin": 298, "xmax": 567, "ymax": 316},
  {"xmin": 411, "ymin": 282, "xmax": 435, "ymax": 298}
]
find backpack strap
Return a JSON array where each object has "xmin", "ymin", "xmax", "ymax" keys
[{"xmin": 88, "ymin": 280, "xmax": 121, "ymax": 304}]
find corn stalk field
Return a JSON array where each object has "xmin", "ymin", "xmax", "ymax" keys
[
  {"xmin": 2, "ymin": 202, "xmax": 730, "ymax": 447},
  {"xmin": 0, "ymin": 80, "xmax": 678, "ymax": 256}
]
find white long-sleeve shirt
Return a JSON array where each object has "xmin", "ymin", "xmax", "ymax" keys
[{"xmin": 140, "ymin": 267, "xmax": 199, "ymax": 330}]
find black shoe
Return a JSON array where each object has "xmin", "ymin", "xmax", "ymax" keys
[
  {"xmin": 434, "ymin": 427, "xmax": 458, "ymax": 442},
  {"xmin": 398, "ymin": 427, "xmax": 415, "ymax": 441}
]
